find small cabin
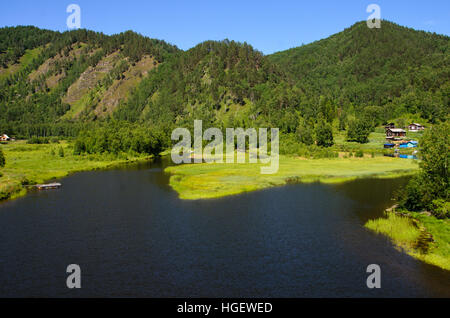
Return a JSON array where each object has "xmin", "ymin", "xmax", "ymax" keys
[
  {"xmin": 0, "ymin": 134, "xmax": 10, "ymax": 142},
  {"xmin": 408, "ymin": 123, "xmax": 424, "ymax": 131},
  {"xmin": 386, "ymin": 128, "xmax": 406, "ymax": 138}
]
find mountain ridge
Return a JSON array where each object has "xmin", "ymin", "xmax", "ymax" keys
[{"xmin": 0, "ymin": 20, "xmax": 448, "ymax": 138}]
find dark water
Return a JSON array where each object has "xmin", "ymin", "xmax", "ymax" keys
[{"xmin": 0, "ymin": 158, "xmax": 449, "ymax": 297}]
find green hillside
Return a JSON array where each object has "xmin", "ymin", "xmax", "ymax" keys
[
  {"xmin": 0, "ymin": 26, "xmax": 179, "ymax": 136},
  {"xmin": 268, "ymin": 21, "xmax": 449, "ymax": 123},
  {"xmin": 0, "ymin": 21, "xmax": 448, "ymax": 141},
  {"xmin": 114, "ymin": 40, "xmax": 287, "ymax": 128}
]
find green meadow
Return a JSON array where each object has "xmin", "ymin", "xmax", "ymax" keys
[
  {"xmin": 334, "ymin": 129, "xmax": 423, "ymax": 153},
  {"xmin": 0, "ymin": 141, "xmax": 152, "ymax": 201},
  {"xmin": 165, "ymin": 155, "xmax": 419, "ymax": 200},
  {"xmin": 366, "ymin": 211, "xmax": 450, "ymax": 271}
]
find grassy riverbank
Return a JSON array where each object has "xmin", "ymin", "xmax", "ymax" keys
[
  {"xmin": 0, "ymin": 141, "xmax": 152, "ymax": 201},
  {"xmin": 165, "ymin": 155, "xmax": 419, "ymax": 200},
  {"xmin": 365, "ymin": 211, "xmax": 450, "ymax": 271}
]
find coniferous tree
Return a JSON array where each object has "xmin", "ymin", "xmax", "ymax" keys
[
  {"xmin": 347, "ymin": 118, "xmax": 372, "ymax": 144},
  {"xmin": 315, "ymin": 120, "xmax": 334, "ymax": 147}
]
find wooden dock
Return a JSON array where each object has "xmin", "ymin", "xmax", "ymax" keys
[{"xmin": 34, "ymin": 183, "xmax": 62, "ymax": 190}]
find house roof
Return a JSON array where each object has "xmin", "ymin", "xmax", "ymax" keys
[{"xmin": 388, "ymin": 128, "xmax": 406, "ymax": 133}]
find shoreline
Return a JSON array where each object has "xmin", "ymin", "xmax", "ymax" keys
[
  {"xmin": 365, "ymin": 209, "xmax": 450, "ymax": 271},
  {"xmin": 0, "ymin": 141, "xmax": 154, "ymax": 204},
  {"xmin": 1, "ymin": 156, "xmax": 154, "ymax": 203}
]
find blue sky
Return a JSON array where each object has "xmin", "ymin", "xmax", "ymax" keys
[{"xmin": 1, "ymin": 0, "xmax": 449, "ymax": 54}]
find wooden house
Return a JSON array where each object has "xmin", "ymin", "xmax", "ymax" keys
[
  {"xmin": 386, "ymin": 128, "xmax": 406, "ymax": 137},
  {"xmin": 408, "ymin": 123, "xmax": 424, "ymax": 131},
  {"xmin": 386, "ymin": 128, "xmax": 406, "ymax": 141}
]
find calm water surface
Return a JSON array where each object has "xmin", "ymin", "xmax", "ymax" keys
[{"xmin": 0, "ymin": 158, "xmax": 449, "ymax": 297}]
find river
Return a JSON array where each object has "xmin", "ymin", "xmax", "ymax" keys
[{"xmin": 0, "ymin": 158, "xmax": 448, "ymax": 297}]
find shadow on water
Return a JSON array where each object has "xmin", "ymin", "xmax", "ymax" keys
[
  {"xmin": 0, "ymin": 157, "xmax": 448, "ymax": 297},
  {"xmin": 330, "ymin": 176, "xmax": 411, "ymax": 223}
]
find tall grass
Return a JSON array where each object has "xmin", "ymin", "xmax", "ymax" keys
[
  {"xmin": 366, "ymin": 211, "xmax": 450, "ymax": 271},
  {"xmin": 365, "ymin": 213, "xmax": 421, "ymax": 246}
]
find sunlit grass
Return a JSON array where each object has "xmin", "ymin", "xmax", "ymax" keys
[
  {"xmin": 366, "ymin": 213, "xmax": 421, "ymax": 247},
  {"xmin": 366, "ymin": 212, "xmax": 450, "ymax": 271},
  {"xmin": 411, "ymin": 213, "xmax": 450, "ymax": 271},
  {"xmin": 165, "ymin": 155, "xmax": 419, "ymax": 200}
]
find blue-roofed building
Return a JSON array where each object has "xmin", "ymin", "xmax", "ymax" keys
[{"xmin": 399, "ymin": 141, "xmax": 418, "ymax": 148}]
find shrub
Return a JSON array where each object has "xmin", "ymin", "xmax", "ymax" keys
[
  {"xmin": 20, "ymin": 177, "xmax": 31, "ymax": 186},
  {"xmin": 280, "ymin": 133, "xmax": 306, "ymax": 156},
  {"xmin": 315, "ymin": 121, "xmax": 334, "ymax": 148},
  {"xmin": 0, "ymin": 147, "xmax": 5, "ymax": 167},
  {"xmin": 347, "ymin": 118, "xmax": 372, "ymax": 143},
  {"xmin": 401, "ymin": 175, "xmax": 425, "ymax": 211},
  {"xmin": 401, "ymin": 122, "xmax": 449, "ymax": 214},
  {"xmin": 27, "ymin": 136, "xmax": 49, "ymax": 144},
  {"xmin": 297, "ymin": 123, "xmax": 314, "ymax": 146},
  {"xmin": 431, "ymin": 199, "xmax": 450, "ymax": 219},
  {"xmin": 73, "ymin": 139, "xmax": 85, "ymax": 155},
  {"xmin": 50, "ymin": 137, "xmax": 60, "ymax": 144}
]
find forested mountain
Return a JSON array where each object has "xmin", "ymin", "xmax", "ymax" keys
[
  {"xmin": 269, "ymin": 21, "xmax": 449, "ymax": 123},
  {"xmin": 114, "ymin": 40, "xmax": 289, "ymax": 130},
  {"xmin": 0, "ymin": 26, "xmax": 178, "ymax": 137},
  {"xmin": 0, "ymin": 21, "xmax": 448, "ymax": 144}
]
